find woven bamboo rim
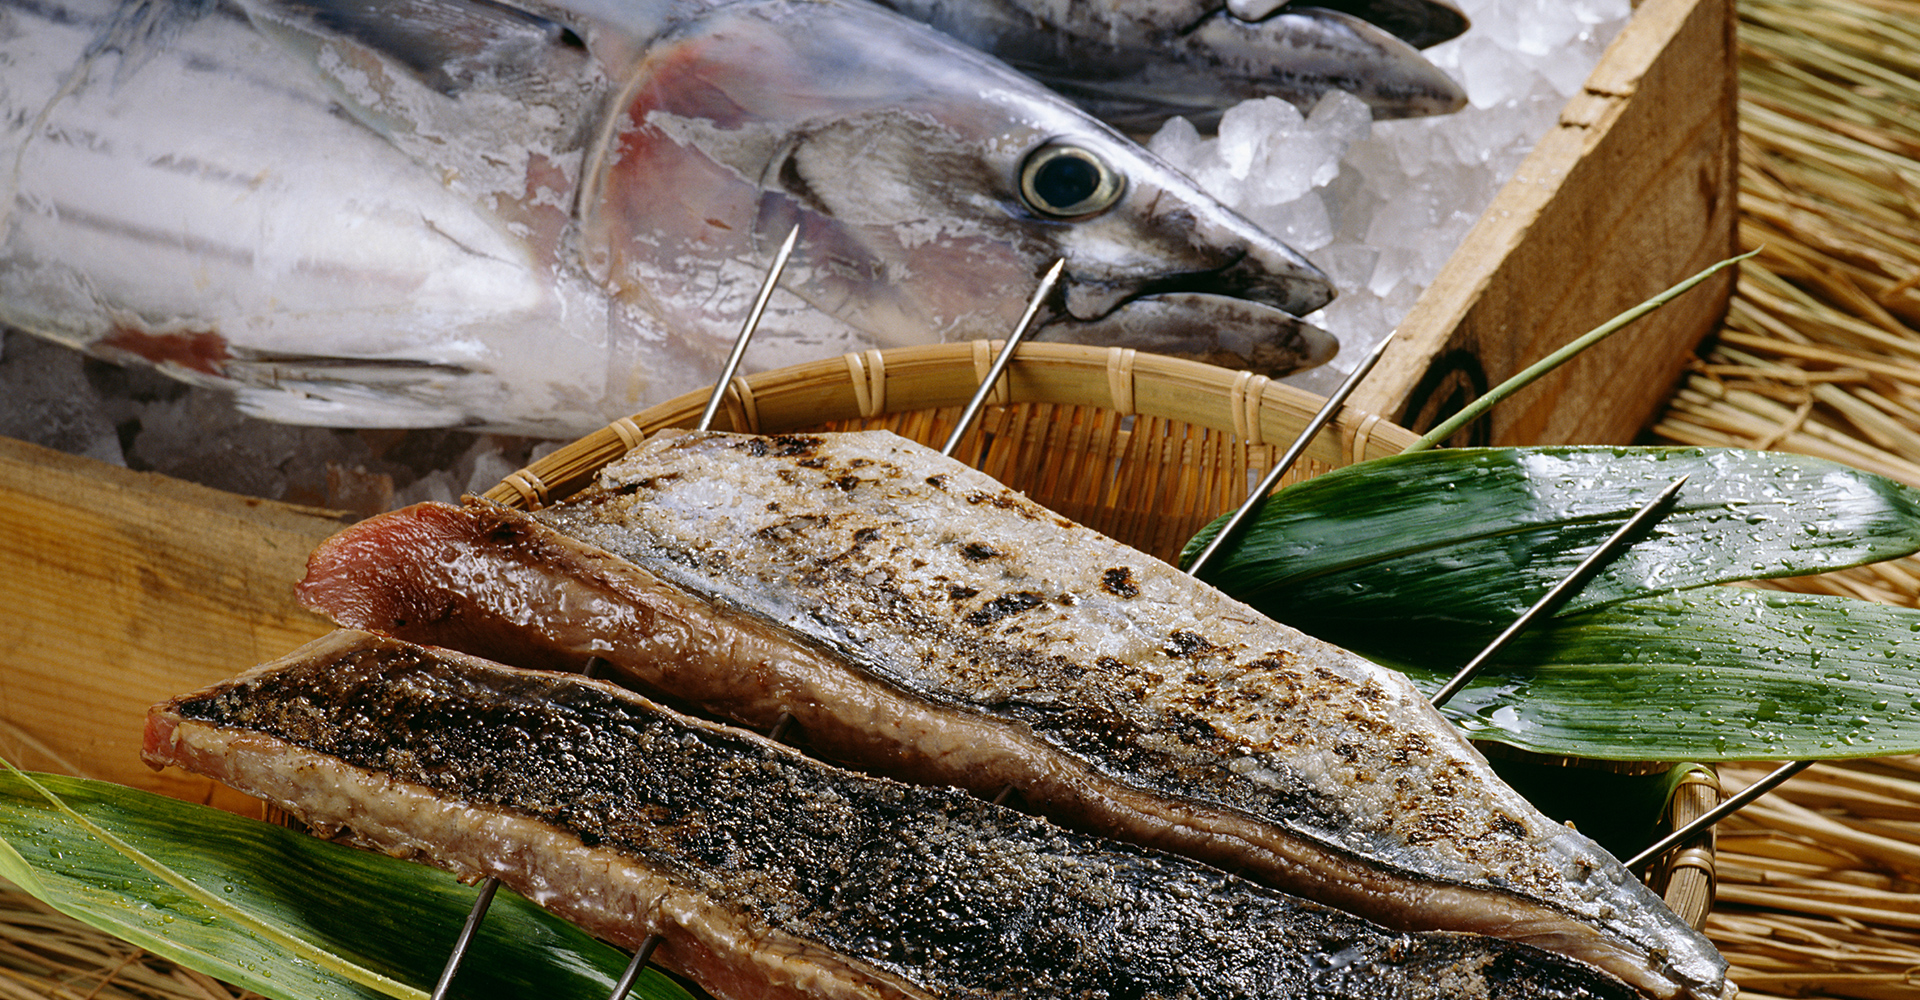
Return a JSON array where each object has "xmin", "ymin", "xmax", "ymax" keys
[
  {"xmin": 481, "ymin": 340, "xmax": 1715, "ymax": 929},
  {"xmin": 483, "ymin": 342, "xmax": 1415, "ymax": 557}
]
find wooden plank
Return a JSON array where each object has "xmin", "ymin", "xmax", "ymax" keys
[
  {"xmin": 0, "ymin": 436, "xmax": 345, "ymax": 812},
  {"xmin": 1354, "ymin": 0, "xmax": 1739, "ymax": 445}
]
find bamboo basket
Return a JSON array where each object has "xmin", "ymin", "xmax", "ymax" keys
[{"xmin": 478, "ymin": 340, "xmax": 1720, "ymax": 929}]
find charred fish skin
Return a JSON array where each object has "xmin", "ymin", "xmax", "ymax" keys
[
  {"xmin": 534, "ymin": 430, "xmax": 1729, "ymax": 1000},
  {"xmin": 296, "ymin": 430, "xmax": 1729, "ymax": 1000},
  {"xmin": 144, "ymin": 630, "xmax": 1646, "ymax": 1000}
]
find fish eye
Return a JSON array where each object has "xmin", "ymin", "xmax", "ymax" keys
[{"xmin": 1019, "ymin": 144, "xmax": 1125, "ymax": 219}]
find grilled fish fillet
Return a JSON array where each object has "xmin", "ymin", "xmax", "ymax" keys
[
  {"xmin": 298, "ymin": 429, "xmax": 1730, "ymax": 1000},
  {"xmin": 144, "ymin": 629, "xmax": 1646, "ymax": 1000}
]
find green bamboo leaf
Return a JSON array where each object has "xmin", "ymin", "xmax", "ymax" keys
[
  {"xmin": 1182, "ymin": 447, "xmax": 1920, "ymax": 647},
  {"xmin": 0, "ymin": 769, "xmax": 692, "ymax": 1000},
  {"xmin": 1389, "ymin": 588, "xmax": 1920, "ymax": 761}
]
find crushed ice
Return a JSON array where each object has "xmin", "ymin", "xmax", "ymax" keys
[
  {"xmin": 1, "ymin": 0, "xmax": 1630, "ymax": 508},
  {"xmin": 1148, "ymin": 0, "xmax": 1633, "ymax": 394}
]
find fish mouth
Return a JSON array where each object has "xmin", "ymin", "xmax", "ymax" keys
[
  {"xmin": 1222, "ymin": 0, "xmax": 1470, "ymax": 50},
  {"xmin": 1032, "ymin": 292, "xmax": 1339, "ymax": 378},
  {"xmin": 1057, "ymin": 239, "xmax": 1338, "ymax": 325}
]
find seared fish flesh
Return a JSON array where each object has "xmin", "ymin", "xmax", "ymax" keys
[
  {"xmin": 299, "ymin": 429, "xmax": 1730, "ymax": 1000},
  {"xmin": 145, "ymin": 629, "xmax": 1645, "ymax": 1000}
]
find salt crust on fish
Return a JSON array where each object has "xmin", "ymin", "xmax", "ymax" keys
[
  {"xmin": 297, "ymin": 429, "xmax": 1730, "ymax": 1000},
  {"xmin": 144, "ymin": 629, "xmax": 1645, "ymax": 1000}
]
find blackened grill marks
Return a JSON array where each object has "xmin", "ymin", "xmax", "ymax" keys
[
  {"xmin": 772, "ymin": 435, "xmax": 823, "ymax": 456},
  {"xmin": 962, "ymin": 591, "xmax": 1045, "ymax": 627},
  {"xmin": 1101, "ymin": 566, "xmax": 1140, "ymax": 598},
  {"xmin": 756, "ymin": 514, "xmax": 827, "ymax": 544},
  {"xmin": 1164, "ymin": 629, "xmax": 1221, "ymax": 659},
  {"xmin": 731, "ymin": 434, "xmax": 824, "ymax": 459},
  {"xmin": 962, "ymin": 489, "xmax": 1047, "ymax": 520},
  {"xmin": 149, "ymin": 636, "xmax": 1645, "ymax": 1000},
  {"xmin": 610, "ymin": 472, "xmax": 682, "ymax": 496},
  {"xmin": 959, "ymin": 541, "xmax": 998, "ymax": 562}
]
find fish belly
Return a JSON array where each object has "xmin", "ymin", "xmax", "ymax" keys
[
  {"xmin": 0, "ymin": 0, "xmax": 673, "ymax": 431},
  {"xmin": 144, "ymin": 628, "xmax": 1645, "ymax": 1000},
  {"xmin": 297, "ymin": 429, "xmax": 1730, "ymax": 1000},
  {"xmin": 0, "ymin": 0, "xmax": 607, "ymax": 422}
]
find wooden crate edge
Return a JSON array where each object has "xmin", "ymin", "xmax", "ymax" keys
[{"xmin": 1354, "ymin": 0, "xmax": 1738, "ymax": 445}]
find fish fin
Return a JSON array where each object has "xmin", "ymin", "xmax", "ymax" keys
[{"xmin": 237, "ymin": 0, "xmax": 588, "ymax": 97}]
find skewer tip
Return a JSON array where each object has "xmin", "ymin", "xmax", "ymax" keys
[{"xmin": 939, "ymin": 259, "xmax": 1066, "ymax": 457}]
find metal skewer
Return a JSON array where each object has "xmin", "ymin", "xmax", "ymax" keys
[
  {"xmin": 934, "ymin": 261, "xmax": 1070, "ymax": 817},
  {"xmin": 428, "ymin": 874, "xmax": 499, "ymax": 1000},
  {"xmin": 1184, "ymin": 331, "xmax": 1396, "ymax": 580},
  {"xmin": 1428, "ymin": 474, "xmax": 1689, "ymax": 709},
  {"xmin": 607, "ymin": 933, "xmax": 665, "ymax": 1000},
  {"xmin": 697, "ymin": 225, "xmax": 801, "ymax": 434},
  {"xmin": 940, "ymin": 259, "xmax": 1066, "ymax": 458},
  {"xmin": 428, "ymin": 228, "xmax": 799, "ymax": 1000},
  {"xmin": 1625, "ymin": 759, "xmax": 1812, "ymax": 871}
]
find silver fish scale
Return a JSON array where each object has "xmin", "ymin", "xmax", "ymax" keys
[
  {"xmin": 0, "ymin": 0, "xmax": 1342, "ymax": 433},
  {"xmin": 545, "ymin": 430, "xmax": 1616, "ymax": 904}
]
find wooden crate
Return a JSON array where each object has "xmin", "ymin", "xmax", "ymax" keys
[
  {"xmin": 1355, "ymin": 0, "xmax": 1739, "ymax": 445},
  {"xmin": 0, "ymin": 437, "xmax": 344, "ymax": 812},
  {"xmin": 0, "ymin": 0, "xmax": 1736, "ymax": 803}
]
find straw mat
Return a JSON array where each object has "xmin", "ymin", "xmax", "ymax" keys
[
  {"xmin": 8, "ymin": 0, "xmax": 1920, "ymax": 996},
  {"xmin": 1629, "ymin": 0, "xmax": 1920, "ymax": 996}
]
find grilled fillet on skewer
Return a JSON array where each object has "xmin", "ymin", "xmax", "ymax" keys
[
  {"xmin": 145, "ymin": 630, "xmax": 1644, "ymax": 1000},
  {"xmin": 299, "ymin": 429, "xmax": 1730, "ymax": 1000}
]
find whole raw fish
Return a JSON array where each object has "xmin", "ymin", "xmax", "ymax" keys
[
  {"xmin": 876, "ymin": 0, "xmax": 1469, "ymax": 132},
  {"xmin": 1261, "ymin": 0, "xmax": 1470, "ymax": 49},
  {"xmin": 0, "ymin": 0, "xmax": 1336, "ymax": 435}
]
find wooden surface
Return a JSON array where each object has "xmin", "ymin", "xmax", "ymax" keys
[
  {"xmin": 0, "ymin": 436, "xmax": 342, "ymax": 813},
  {"xmin": 0, "ymin": 345, "xmax": 1421, "ymax": 807},
  {"xmin": 482, "ymin": 342, "xmax": 1422, "ymax": 522},
  {"xmin": 1355, "ymin": 0, "xmax": 1740, "ymax": 445}
]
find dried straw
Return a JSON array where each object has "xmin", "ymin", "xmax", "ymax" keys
[
  {"xmin": 1640, "ymin": 1, "xmax": 1920, "ymax": 995},
  {"xmin": 1707, "ymin": 762, "xmax": 1920, "ymax": 999},
  {"xmin": 0, "ymin": 879, "xmax": 257, "ymax": 1000},
  {"xmin": 15, "ymin": 0, "xmax": 1920, "ymax": 997},
  {"xmin": 1653, "ymin": 0, "xmax": 1920, "ymax": 611}
]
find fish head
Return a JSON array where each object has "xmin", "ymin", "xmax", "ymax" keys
[
  {"xmin": 1236, "ymin": 0, "xmax": 1470, "ymax": 49},
  {"xmin": 1172, "ymin": 8, "xmax": 1469, "ymax": 124},
  {"xmin": 873, "ymin": 0, "xmax": 1467, "ymax": 129},
  {"xmin": 580, "ymin": 0, "xmax": 1337, "ymax": 379}
]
